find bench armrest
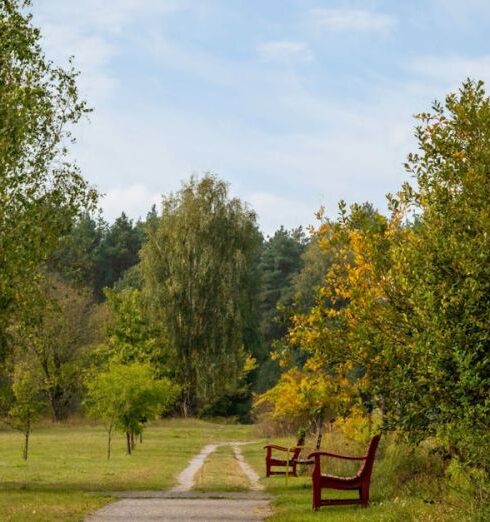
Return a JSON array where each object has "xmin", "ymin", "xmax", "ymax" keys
[{"xmin": 264, "ymin": 444, "xmax": 291, "ymax": 452}]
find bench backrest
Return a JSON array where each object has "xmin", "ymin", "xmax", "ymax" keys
[{"xmin": 356, "ymin": 434, "xmax": 381, "ymax": 480}]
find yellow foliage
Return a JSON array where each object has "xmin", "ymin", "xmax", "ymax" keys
[
  {"xmin": 334, "ymin": 407, "xmax": 382, "ymax": 445},
  {"xmin": 253, "ymin": 368, "xmax": 338, "ymax": 431}
]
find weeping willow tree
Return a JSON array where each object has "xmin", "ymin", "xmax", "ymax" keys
[{"xmin": 141, "ymin": 175, "xmax": 261, "ymax": 416}]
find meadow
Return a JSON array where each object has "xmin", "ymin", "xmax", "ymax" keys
[
  {"xmin": 0, "ymin": 419, "xmax": 485, "ymax": 521},
  {"xmin": 0, "ymin": 418, "xmax": 255, "ymax": 521}
]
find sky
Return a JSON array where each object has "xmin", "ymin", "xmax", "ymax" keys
[{"xmin": 32, "ymin": 0, "xmax": 490, "ymax": 235}]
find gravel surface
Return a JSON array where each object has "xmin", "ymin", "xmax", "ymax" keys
[
  {"xmin": 86, "ymin": 498, "xmax": 272, "ymax": 521},
  {"xmin": 86, "ymin": 442, "xmax": 272, "ymax": 521}
]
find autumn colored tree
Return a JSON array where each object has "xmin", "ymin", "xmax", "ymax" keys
[
  {"xmin": 288, "ymin": 202, "xmax": 390, "ymax": 413},
  {"xmin": 289, "ymin": 81, "xmax": 490, "ymax": 475},
  {"xmin": 254, "ymin": 364, "xmax": 338, "ymax": 444}
]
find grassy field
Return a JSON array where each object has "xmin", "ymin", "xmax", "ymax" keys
[
  {"xmin": 0, "ymin": 418, "xmax": 256, "ymax": 521},
  {"xmin": 242, "ymin": 434, "xmax": 469, "ymax": 522},
  {"xmin": 0, "ymin": 419, "xmax": 482, "ymax": 521}
]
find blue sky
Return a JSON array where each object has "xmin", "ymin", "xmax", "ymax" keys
[{"xmin": 33, "ymin": 0, "xmax": 490, "ymax": 234}]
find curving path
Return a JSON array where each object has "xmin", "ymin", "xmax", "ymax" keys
[{"xmin": 86, "ymin": 442, "xmax": 271, "ymax": 521}]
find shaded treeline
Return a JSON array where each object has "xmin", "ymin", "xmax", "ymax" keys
[{"xmin": 40, "ymin": 194, "xmax": 327, "ymax": 421}]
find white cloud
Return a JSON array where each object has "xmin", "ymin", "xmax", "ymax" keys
[
  {"xmin": 257, "ymin": 41, "xmax": 314, "ymax": 65},
  {"xmin": 408, "ymin": 55, "xmax": 490, "ymax": 86},
  {"xmin": 246, "ymin": 192, "xmax": 318, "ymax": 236},
  {"xmin": 312, "ymin": 8, "xmax": 396, "ymax": 32},
  {"xmin": 35, "ymin": 0, "xmax": 192, "ymax": 34},
  {"xmin": 33, "ymin": 1, "xmax": 195, "ymax": 104},
  {"xmin": 101, "ymin": 184, "xmax": 162, "ymax": 222}
]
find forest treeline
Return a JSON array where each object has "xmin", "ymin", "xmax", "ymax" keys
[{"xmin": 36, "ymin": 190, "xmax": 320, "ymax": 421}]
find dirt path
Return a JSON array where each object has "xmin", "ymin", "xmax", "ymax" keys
[
  {"xmin": 86, "ymin": 442, "xmax": 271, "ymax": 521},
  {"xmin": 232, "ymin": 444, "xmax": 263, "ymax": 491},
  {"xmin": 171, "ymin": 444, "xmax": 219, "ymax": 493}
]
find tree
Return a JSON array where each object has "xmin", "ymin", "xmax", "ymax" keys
[
  {"xmin": 141, "ymin": 175, "xmax": 261, "ymax": 415},
  {"xmin": 49, "ymin": 212, "xmax": 144, "ymax": 300},
  {"xmin": 386, "ymin": 79, "xmax": 490, "ymax": 467},
  {"xmin": 291, "ymin": 232, "xmax": 332, "ymax": 313},
  {"xmin": 93, "ymin": 213, "xmax": 144, "ymax": 300},
  {"xmin": 289, "ymin": 81, "xmax": 490, "ymax": 473},
  {"xmin": 48, "ymin": 213, "xmax": 105, "ymax": 290},
  {"xmin": 85, "ymin": 363, "xmax": 180, "ymax": 458},
  {"xmin": 0, "ymin": 361, "xmax": 46, "ymax": 460},
  {"xmin": 15, "ymin": 276, "xmax": 102, "ymax": 421},
  {"xmin": 254, "ymin": 227, "xmax": 306, "ymax": 393},
  {"xmin": 254, "ymin": 365, "xmax": 338, "ymax": 443},
  {"xmin": 96, "ymin": 288, "xmax": 161, "ymax": 370},
  {"xmin": 258, "ymin": 227, "xmax": 306, "ymax": 347},
  {"xmin": 0, "ymin": 0, "xmax": 97, "ymax": 354}
]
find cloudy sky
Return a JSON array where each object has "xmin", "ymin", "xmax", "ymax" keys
[{"xmin": 32, "ymin": 0, "xmax": 490, "ymax": 235}]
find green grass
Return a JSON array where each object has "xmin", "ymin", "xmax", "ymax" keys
[
  {"xmin": 0, "ymin": 418, "xmax": 256, "ymax": 521},
  {"xmin": 193, "ymin": 445, "xmax": 250, "ymax": 492},
  {"xmin": 0, "ymin": 419, "xmax": 482, "ymax": 521},
  {"xmin": 241, "ymin": 435, "xmax": 466, "ymax": 521}
]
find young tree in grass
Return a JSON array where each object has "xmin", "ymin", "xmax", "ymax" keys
[
  {"xmin": 85, "ymin": 363, "xmax": 180, "ymax": 458},
  {"xmin": 0, "ymin": 362, "xmax": 46, "ymax": 460}
]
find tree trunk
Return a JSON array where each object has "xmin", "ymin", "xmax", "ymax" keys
[
  {"xmin": 181, "ymin": 386, "xmax": 191, "ymax": 417},
  {"xmin": 126, "ymin": 431, "xmax": 132, "ymax": 455},
  {"xmin": 314, "ymin": 415, "xmax": 323, "ymax": 450},
  {"xmin": 139, "ymin": 431, "xmax": 143, "ymax": 444},
  {"xmin": 49, "ymin": 384, "xmax": 70, "ymax": 422},
  {"xmin": 107, "ymin": 426, "xmax": 113, "ymax": 460},
  {"xmin": 23, "ymin": 420, "xmax": 30, "ymax": 460},
  {"xmin": 130, "ymin": 430, "xmax": 135, "ymax": 451}
]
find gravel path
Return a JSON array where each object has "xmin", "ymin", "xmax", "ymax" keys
[
  {"xmin": 86, "ymin": 498, "xmax": 271, "ymax": 521},
  {"xmin": 86, "ymin": 442, "xmax": 272, "ymax": 521},
  {"xmin": 171, "ymin": 444, "xmax": 219, "ymax": 493}
]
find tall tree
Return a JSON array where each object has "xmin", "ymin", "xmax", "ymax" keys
[
  {"xmin": 290, "ymin": 81, "xmax": 490, "ymax": 472},
  {"xmin": 141, "ymin": 175, "xmax": 261, "ymax": 415},
  {"xmin": 0, "ymin": 0, "xmax": 96, "ymax": 354},
  {"xmin": 48, "ymin": 213, "xmax": 105, "ymax": 289},
  {"xmin": 386, "ymin": 79, "xmax": 490, "ymax": 467},
  {"xmin": 254, "ymin": 227, "xmax": 306, "ymax": 392},
  {"xmin": 50, "ymin": 212, "xmax": 144, "ymax": 300},
  {"xmin": 94, "ymin": 213, "xmax": 144, "ymax": 299}
]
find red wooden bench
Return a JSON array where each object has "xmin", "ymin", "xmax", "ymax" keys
[
  {"xmin": 307, "ymin": 434, "xmax": 381, "ymax": 509},
  {"xmin": 264, "ymin": 434, "xmax": 305, "ymax": 477}
]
